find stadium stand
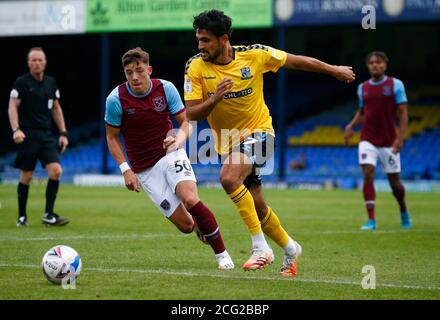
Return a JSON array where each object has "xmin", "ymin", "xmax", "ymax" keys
[
  {"xmin": 1, "ymin": 96, "xmax": 440, "ymax": 188},
  {"xmin": 286, "ymin": 102, "xmax": 440, "ymax": 187}
]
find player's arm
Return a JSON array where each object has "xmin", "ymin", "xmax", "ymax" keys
[
  {"xmin": 105, "ymin": 93, "xmax": 140, "ymax": 192},
  {"xmin": 344, "ymin": 83, "xmax": 365, "ymax": 145},
  {"xmin": 344, "ymin": 109, "xmax": 364, "ymax": 145},
  {"xmin": 105, "ymin": 124, "xmax": 140, "ymax": 192},
  {"xmin": 52, "ymin": 100, "xmax": 69, "ymax": 153},
  {"xmin": 185, "ymin": 78, "xmax": 234, "ymax": 121},
  {"xmin": 393, "ymin": 103, "xmax": 408, "ymax": 153},
  {"xmin": 162, "ymin": 79, "xmax": 195, "ymax": 150},
  {"xmin": 283, "ymin": 54, "xmax": 356, "ymax": 83},
  {"xmin": 8, "ymin": 96, "xmax": 26, "ymax": 144},
  {"xmin": 392, "ymin": 80, "xmax": 408, "ymax": 153},
  {"xmin": 105, "ymin": 124, "xmax": 127, "ymax": 165},
  {"xmin": 164, "ymin": 111, "xmax": 193, "ymax": 153}
]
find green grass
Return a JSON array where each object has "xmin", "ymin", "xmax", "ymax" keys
[{"xmin": 0, "ymin": 184, "xmax": 439, "ymax": 300}]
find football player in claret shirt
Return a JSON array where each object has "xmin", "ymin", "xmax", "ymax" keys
[
  {"xmin": 345, "ymin": 51, "xmax": 412, "ymax": 230},
  {"xmin": 105, "ymin": 47, "xmax": 234, "ymax": 269},
  {"xmin": 184, "ymin": 10, "xmax": 355, "ymax": 274}
]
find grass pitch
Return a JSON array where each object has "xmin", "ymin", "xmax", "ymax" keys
[{"xmin": 0, "ymin": 184, "xmax": 439, "ymax": 300}]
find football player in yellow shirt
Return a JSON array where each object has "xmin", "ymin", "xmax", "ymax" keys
[{"xmin": 184, "ymin": 10, "xmax": 355, "ymax": 275}]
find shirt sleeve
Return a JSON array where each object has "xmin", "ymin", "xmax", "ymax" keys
[
  {"xmin": 258, "ymin": 45, "xmax": 288, "ymax": 73},
  {"xmin": 104, "ymin": 88, "xmax": 123, "ymax": 127},
  {"xmin": 393, "ymin": 78, "xmax": 408, "ymax": 105},
  {"xmin": 357, "ymin": 83, "xmax": 364, "ymax": 108},
  {"xmin": 162, "ymin": 80, "xmax": 184, "ymax": 115},
  {"xmin": 53, "ymin": 79, "xmax": 61, "ymax": 100},
  {"xmin": 184, "ymin": 59, "xmax": 203, "ymax": 101},
  {"xmin": 10, "ymin": 77, "xmax": 25, "ymax": 99}
]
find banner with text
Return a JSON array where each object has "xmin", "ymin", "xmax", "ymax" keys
[
  {"xmin": 86, "ymin": 0, "xmax": 272, "ymax": 32},
  {"xmin": 274, "ymin": 0, "xmax": 440, "ymax": 26},
  {"xmin": 0, "ymin": 0, "xmax": 86, "ymax": 37}
]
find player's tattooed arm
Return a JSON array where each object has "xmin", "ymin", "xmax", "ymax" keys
[
  {"xmin": 284, "ymin": 54, "xmax": 356, "ymax": 83},
  {"xmin": 393, "ymin": 103, "xmax": 408, "ymax": 153}
]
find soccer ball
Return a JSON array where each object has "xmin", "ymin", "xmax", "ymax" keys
[{"xmin": 41, "ymin": 245, "xmax": 82, "ymax": 285}]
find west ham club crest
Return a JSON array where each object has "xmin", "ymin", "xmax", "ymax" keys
[
  {"xmin": 383, "ymin": 86, "xmax": 392, "ymax": 96},
  {"xmin": 153, "ymin": 96, "xmax": 167, "ymax": 112}
]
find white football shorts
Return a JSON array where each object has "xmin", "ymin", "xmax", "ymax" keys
[
  {"xmin": 136, "ymin": 148, "xmax": 197, "ymax": 218},
  {"xmin": 358, "ymin": 140, "xmax": 401, "ymax": 173}
]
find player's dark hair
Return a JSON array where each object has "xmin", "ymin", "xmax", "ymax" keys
[
  {"xmin": 122, "ymin": 47, "xmax": 150, "ymax": 67},
  {"xmin": 366, "ymin": 51, "xmax": 389, "ymax": 65},
  {"xmin": 193, "ymin": 9, "xmax": 232, "ymax": 38}
]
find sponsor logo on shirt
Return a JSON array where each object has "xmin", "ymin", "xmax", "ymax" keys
[
  {"xmin": 240, "ymin": 67, "xmax": 253, "ymax": 80},
  {"xmin": 127, "ymin": 108, "xmax": 136, "ymax": 115},
  {"xmin": 208, "ymin": 88, "xmax": 253, "ymax": 100},
  {"xmin": 153, "ymin": 96, "xmax": 167, "ymax": 112},
  {"xmin": 203, "ymin": 76, "xmax": 216, "ymax": 80}
]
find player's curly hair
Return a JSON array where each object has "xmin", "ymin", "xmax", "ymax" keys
[
  {"xmin": 366, "ymin": 51, "xmax": 389, "ymax": 65},
  {"xmin": 193, "ymin": 9, "xmax": 232, "ymax": 38},
  {"xmin": 122, "ymin": 47, "xmax": 149, "ymax": 67}
]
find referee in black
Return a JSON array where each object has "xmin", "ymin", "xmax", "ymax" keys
[{"xmin": 8, "ymin": 47, "xmax": 70, "ymax": 227}]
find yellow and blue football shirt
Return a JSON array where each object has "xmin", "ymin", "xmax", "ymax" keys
[{"xmin": 184, "ymin": 44, "xmax": 287, "ymax": 155}]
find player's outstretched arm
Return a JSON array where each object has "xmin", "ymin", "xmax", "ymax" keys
[
  {"xmin": 105, "ymin": 124, "xmax": 140, "ymax": 192},
  {"xmin": 344, "ymin": 110, "xmax": 364, "ymax": 145},
  {"xmin": 284, "ymin": 54, "xmax": 356, "ymax": 83}
]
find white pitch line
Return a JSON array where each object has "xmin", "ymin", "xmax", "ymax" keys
[
  {"xmin": 0, "ymin": 229, "xmax": 436, "ymax": 242},
  {"xmin": 296, "ymin": 229, "xmax": 438, "ymax": 235},
  {"xmin": 0, "ymin": 263, "xmax": 439, "ymax": 292},
  {"xmin": 0, "ymin": 234, "xmax": 179, "ymax": 242}
]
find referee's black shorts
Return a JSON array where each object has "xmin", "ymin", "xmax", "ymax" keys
[{"xmin": 14, "ymin": 128, "xmax": 60, "ymax": 171}]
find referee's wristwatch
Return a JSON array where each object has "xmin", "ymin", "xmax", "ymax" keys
[
  {"xmin": 12, "ymin": 127, "xmax": 20, "ymax": 133},
  {"xmin": 60, "ymin": 130, "xmax": 69, "ymax": 138}
]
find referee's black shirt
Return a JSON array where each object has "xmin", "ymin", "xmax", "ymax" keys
[{"xmin": 11, "ymin": 73, "xmax": 60, "ymax": 130}]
